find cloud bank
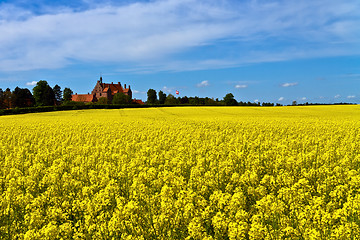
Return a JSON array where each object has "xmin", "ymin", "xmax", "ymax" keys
[
  {"xmin": 235, "ymin": 84, "xmax": 247, "ymax": 89},
  {"xmin": 281, "ymin": 82, "xmax": 298, "ymax": 87},
  {"xmin": 197, "ymin": 80, "xmax": 209, "ymax": 87},
  {"xmin": 0, "ymin": 0, "xmax": 359, "ymax": 72},
  {"xmin": 26, "ymin": 81, "xmax": 38, "ymax": 86}
]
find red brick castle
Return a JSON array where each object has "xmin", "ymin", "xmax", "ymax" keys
[{"xmin": 72, "ymin": 77, "xmax": 132, "ymax": 103}]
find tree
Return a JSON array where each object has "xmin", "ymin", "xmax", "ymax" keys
[
  {"xmin": 292, "ymin": 101, "xmax": 297, "ymax": 106},
  {"xmin": 33, "ymin": 80, "xmax": 55, "ymax": 106},
  {"xmin": 63, "ymin": 88, "xmax": 73, "ymax": 102},
  {"xmin": 164, "ymin": 94, "xmax": 178, "ymax": 105},
  {"xmin": 205, "ymin": 97, "xmax": 216, "ymax": 105},
  {"xmin": 97, "ymin": 97, "xmax": 109, "ymax": 104},
  {"xmin": 112, "ymin": 92, "xmax": 131, "ymax": 104},
  {"xmin": 3, "ymin": 88, "xmax": 13, "ymax": 109},
  {"xmin": 262, "ymin": 102, "xmax": 274, "ymax": 106},
  {"xmin": 189, "ymin": 96, "xmax": 200, "ymax": 105},
  {"xmin": 147, "ymin": 89, "xmax": 157, "ymax": 104},
  {"xmin": 0, "ymin": 88, "xmax": 4, "ymax": 109},
  {"xmin": 223, "ymin": 93, "xmax": 238, "ymax": 106},
  {"xmin": 158, "ymin": 90, "xmax": 167, "ymax": 104},
  {"xmin": 12, "ymin": 87, "xmax": 34, "ymax": 108},
  {"xmin": 179, "ymin": 96, "xmax": 189, "ymax": 104},
  {"xmin": 53, "ymin": 85, "xmax": 62, "ymax": 104}
]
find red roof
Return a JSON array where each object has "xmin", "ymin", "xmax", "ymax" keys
[
  {"xmin": 100, "ymin": 82, "xmax": 129, "ymax": 95},
  {"xmin": 133, "ymin": 99, "xmax": 144, "ymax": 105},
  {"xmin": 72, "ymin": 94, "xmax": 95, "ymax": 102}
]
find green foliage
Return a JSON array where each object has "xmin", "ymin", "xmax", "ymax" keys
[
  {"xmin": 189, "ymin": 96, "xmax": 201, "ymax": 105},
  {"xmin": 112, "ymin": 92, "xmax": 131, "ymax": 104},
  {"xmin": 32, "ymin": 80, "xmax": 55, "ymax": 106},
  {"xmin": 53, "ymin": 84, "xmax": 62, "ymax": 103},
  {"xmin": 62, "ymin": 88, "xmax": 73, "ymax": 102},
  {"xmin": 205, "ymin": 97, "xmax": 216, "ymax": 105},
  {"xmin": 0, "ymin": 88, "xmax": 4, "ymax": 109},
  {"xmin": 158, "ymin": 90, "xmax": 167, "ymax": 104},
  {"xmin": 97, "ymin": 97, "xmax": 109, "ymax": 105},
  {"xmin": 61, "ymin": 101, "xmax": 85, "ymax": 107},
  {"xmin": 262, "ymin": 102, "xmax": 274, "ymax": 106},
  {"xmin": 2, "ymin": 88, "xmax": 13, "ymax": 109},
  {"xmin": 12, "ymin": 87, "xmax": 34, "ymax": 108},
  {"xmin": 179, "ymin": 96, "xmax": 189, "ymax": 104},
  {"xmin": 164, "ymin": 94, "xmax": 179, "ymax": 105},
  {"xmin": 0, "ymin": 88, "xmax": 5, "ymax": 109},
  {"xmin": 223, "ymin": 93, "xmax": 238, "ymax": 106},
  {"xmin": 147, "ymin": 89, "xmax": 157, "ymax": 104}
]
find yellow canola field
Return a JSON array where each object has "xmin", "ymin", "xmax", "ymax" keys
[{"xmin": 1, "ymin": 106, "xmax": 360, "ymax": 239}]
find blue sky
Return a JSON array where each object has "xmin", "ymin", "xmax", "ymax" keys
[{"xmin": 0, "ymin": 0, "xmax": 359, "ymax": 104}]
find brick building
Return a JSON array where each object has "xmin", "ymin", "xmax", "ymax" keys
[{"xmin": 72, "ymin": 77, "xmax": 132, "ymax": 103}]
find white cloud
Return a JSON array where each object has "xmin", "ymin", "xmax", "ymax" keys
[
  {"xmin": 301, "ymin": 97, "xmax": 307, "ymax": 100},
  {"xmin": 26, "ymin": 81, "xmax": 37, "ymax": 86},
  {"xmin": 132, "ymin": 89, "xmax": 145, "ymax": 94},
  {"xmin": 197, "ymin": 80, "xmax": 209, "ymax": 87},
  {"xmin": 0, "ymin": 0, "xmax": 359, "ymax": 72},
  {"xmin": 162, "ymin": 86, "xmax": 175, "ymax": 93},
  {"xmin": 254, "ymin": 99, "xmax": 259, "ymax": 102},
  {"xmin": 235, "ymin": 84, "xmax": 247, "ymax": 89},
  {"xmin": 278, "ymin": 97, "xmax": 285, "ymax": 101},
  {"xmin": 281, "ymin": 82, "xmax": 298, "ymax": 87},
  {"xmin": 334, "ymin": 94, "xmax": 341, "ymax": 98},
  {"xmin": 340, "ymin": 73, "xmax": 360, "ymax": 78},
  {"xmin": 347, "ymin": 95, "xmax": 356, "ymax": 99}
]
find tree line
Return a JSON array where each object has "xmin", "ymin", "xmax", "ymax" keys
[
  {"xmin": 2, "ymin": 82, "xmax": 351, "ymax": 111},
  {"xmin": 146, "ymin": 89, "xmax": 282, "ymax": 106},
  {"xmin": 0, "ymin": 80, "xmax": 74, "ymax": 109},
  {"xmin": 0, "ymin": 80, "xmax": 135, "ymax": 109}
]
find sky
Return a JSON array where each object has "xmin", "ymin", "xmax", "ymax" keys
[{"xmin": 0, "ymin": 0, "xmax": 359, "ymax": 104}]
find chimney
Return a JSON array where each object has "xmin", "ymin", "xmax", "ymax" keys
[
  {"xmin": 128, "ymin": 85, "xmax": 131, "ymax": 89},
  {"xmin": 118, "ymin": 82, "xmax": 120, "ymax": 85},
  {"xmin": 124, "ymin": 84, "xmax": 127, "ymax": 88},
  {"xmin": 111, "ymin": 82, "xmax": 113, "ymax": 84},
  {"xmin": 75, "ymin": 93, "xmax": 77, "ymax": 95},
  {"xmin": 100, "ymin": 76, "xmax": 102, "ymax": 83}
]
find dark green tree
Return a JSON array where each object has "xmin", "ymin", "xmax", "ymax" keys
[
  {"xmin": 223, "ymin": 93, "xmax": 238, "ymax": 106},
  {"xmin": 205, "ymin": 97, "xmax": 216, "ymax": 105},
  {"xmin": 189, "ymin": 96, "xmax": 200, "ymax": 105},
  {"xmin": 33, "ymin": 80, "xmax": 55, "ymax": 106},
  {"xmin": 112, "ymin": 92, "xmax": 131, "ymax": 104},
  {"xmin": 3, "ymin": 88, "xmax": 13, "ymax": 109},
  {"xmin": 164, "ymin": 94, "xmax": 178, "ymax": 105},
  {"xmin": 12, "ymin": 87, "xmax": 34, "ymax": 108},
  {"xmin": 53, "ymin": 84, "xmax": 62, "ymax": 104},
  {"xmin": 179, "ymin": 96, "xmax": 189, "ymax": 104},
  {"xmin": 97, "ymin": 97, "xmax": 109, "ymax": 104},
  {"xmin": 158, "ymin": 90, "xmax": 166, "ymax": 104},
  {"xmin": 0, "ymin": 88, "xmax": 4, "ymax": 109},
  {"xmin": 63, "ymin": 88, "xmax": 73, "ymax": 102},
  {"xmin": 147, "ymin": 89, "xmax": 157, "ymax": 104}
]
